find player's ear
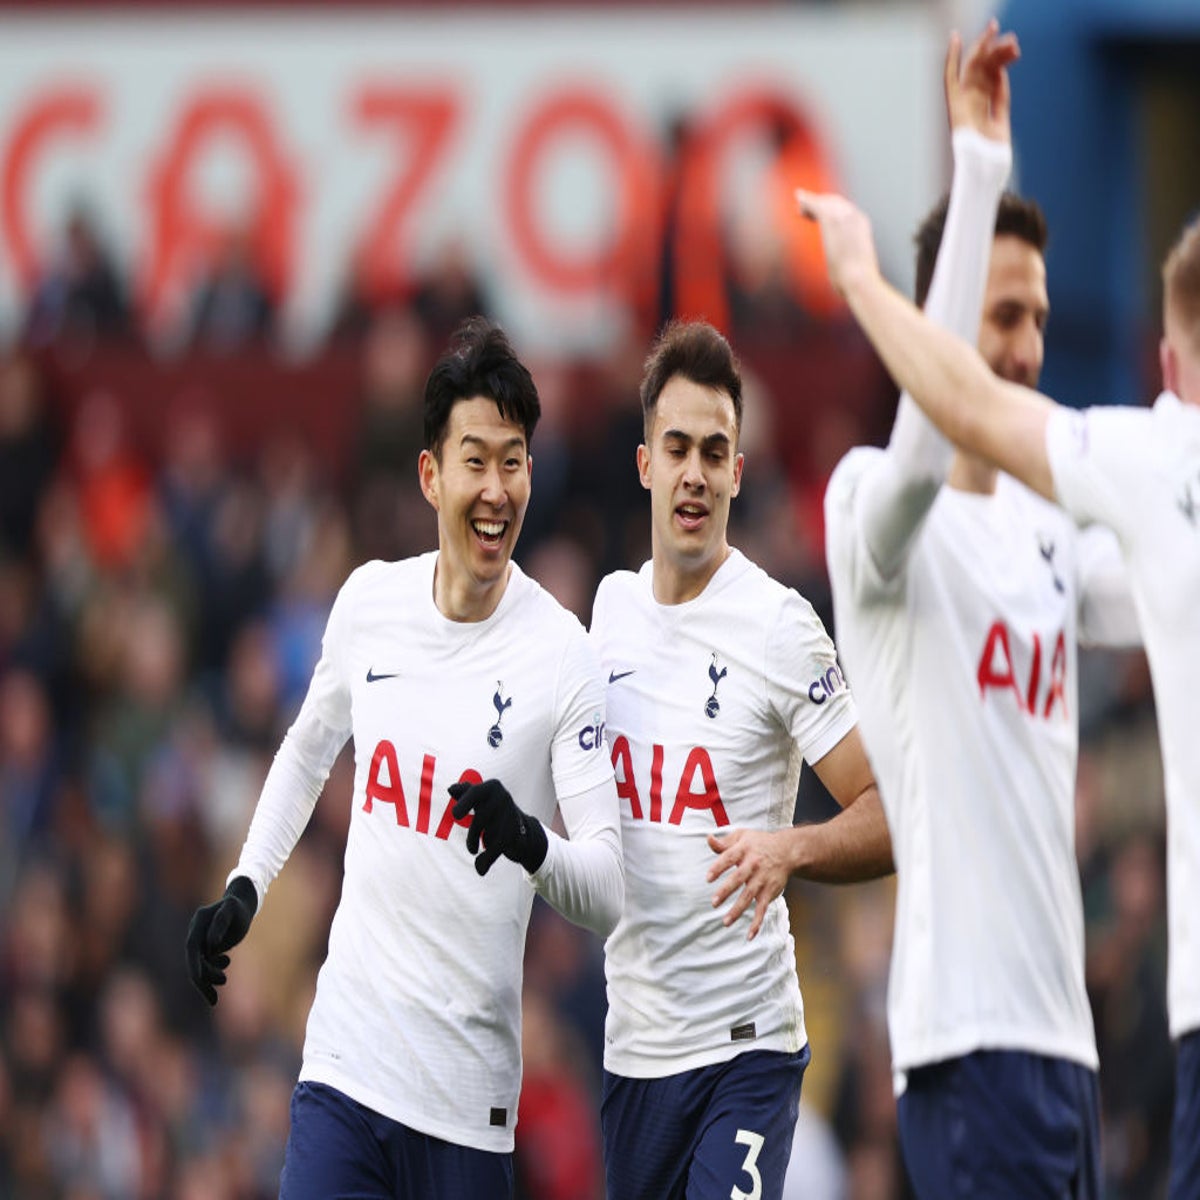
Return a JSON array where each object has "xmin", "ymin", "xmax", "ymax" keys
[
  {"xmin": 418, "ymin": 448, "xmax": 440, "ymax": 510},
  {"xmin": 1161, "ymin": 335, "xmax": 1179, "ymax": 396},
  {"xmin": 637, "ymin": 443, "xmax": 651, "ymax": 490},
  {"xmin": 730, "ymin": 452, "xmax": 744, "ymax": 498}
]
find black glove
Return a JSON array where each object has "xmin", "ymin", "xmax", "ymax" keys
[
  {"xmin": 449, "ymin": 779, "xmax": 548, "ymax": 877},
  {"xmin": 185, "ymin": 875, "xmax": 258, "ymax": 1006}
]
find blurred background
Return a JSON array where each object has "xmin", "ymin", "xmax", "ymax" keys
[{"xmin": 0, "ymin": 0, "xmax": 1194, "ymax": 1197}]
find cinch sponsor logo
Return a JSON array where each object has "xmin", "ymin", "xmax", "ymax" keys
[
  {"xmin": 578, "ymin": 718, "xmax": 607, "ymax": 751},
  {"xmin": 807, "ymin": 663, "xmax": 846, "ymax": 705}
]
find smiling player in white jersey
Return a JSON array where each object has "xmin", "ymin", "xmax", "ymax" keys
[
  {"xmin": 802, "ymin": 184, "xmax": 1200, "ymax": 1200},
  {"xmin": 807, "ymin": 26, "xmax": 1142, "ymax": 1198},
  {"xmin": 590, "ymin": 318, "xmax": 894, "ymax": 1200},
  {"xmin": 185, "ymin": 318, "xmax": 623, "ymax": 1200}
]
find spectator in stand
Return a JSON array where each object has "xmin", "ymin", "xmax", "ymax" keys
[
  {"xmin": 412, "ymin": 238, "xmax": 492, "ymax": 347},
  {"xmin": 1088, "ymin": 833, "xmax": 1174, "ymax": 1199},
  {"xmin": 348, "ymin": 305, "xmax": 435, "ymax": 564},
  {"xmin": 68, "ymin": 388, "xmax": 153, "ymax": 574},
  {"xmin": 189, "ymin": 226, "xmax": 276, "ymax": 354},
  {"xmin": 25, "ymin": 207, "xmax": 131, "ymax": 349},
  {"xmin": 0, "ymin": 353, "xmax": 60, "ymax": 559}
]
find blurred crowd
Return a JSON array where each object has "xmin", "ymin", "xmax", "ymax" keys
[{"xmin": 0, "ymin": 193, "xmax": 1174, "ymax": 1200}]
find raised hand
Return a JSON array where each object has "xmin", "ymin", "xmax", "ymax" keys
[
  {"xmin": 794, "ymin": 189, "xmax": 879, "ymax": 300},
  {"xmin": 945, "ymin": 19, "xmax": 1020, "ymax": 143}
]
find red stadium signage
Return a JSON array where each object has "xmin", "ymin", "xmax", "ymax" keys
[{"xmin": 0, "ymin": 10, "xmax": 941, "ymax": 351}]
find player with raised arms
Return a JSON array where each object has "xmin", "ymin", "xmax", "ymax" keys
[{"xmin": 799, "ymin": 33, "xmax": 1200, "ymax": 1198}]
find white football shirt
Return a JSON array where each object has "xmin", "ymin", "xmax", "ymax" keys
[
  {"xmin": 823, "ymin": 127, "xmax": 1139, "ymax": 1081},
  {"xmin": 1048, "ymin": 392, "xmax": 1200, "ymax": 1038},
  {"xmin": 229, "ymin": 553, "xmax": 620, "ymax": 1151},
  {"xmin": 591, "ymin": 550, "xmax": 858, "ymax": 1077},
  {"xmin": 826, "ymin": 460, "xmax": 1134, "ymax": 1075}
]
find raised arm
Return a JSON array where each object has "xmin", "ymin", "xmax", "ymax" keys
[
  {"xmin": 852, "ymin": 23, "xmax": 1019, "ymax": 579},
  {"xmin": 800, "ymin": 191, "xmax": 1058, "ymax": 500}
]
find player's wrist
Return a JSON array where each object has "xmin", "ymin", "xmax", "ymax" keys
[
  {"xmin": 517, "ymin": 813, "xmax": 548, "ymax": 873},
  {"xmin": 786, "ymin": 825, "xmax": 816, "ymax": 878},
  {"xmin": 950, "ymin": 127, "xmax": 1012, "ymax": 186},
  {"xmin": 225, "ymin": 875, "xmax": 259, "ymax": 917}
]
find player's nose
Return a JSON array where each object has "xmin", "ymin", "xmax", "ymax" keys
[
  {"xmin": 1011, "ymin": 318, "xmax": 1043, "ymax": 379},
  {"xmin": 479, "ymin": 462, "xmax": 506, "ymax": 504},
  {"xmin": 681, "ymin": 450, "xmax": 705, "ymax": 489}
]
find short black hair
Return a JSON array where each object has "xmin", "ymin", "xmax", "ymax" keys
[
  {"xmin": 913, "ymin": 191, "xmax": 1048, "ymax": 308},
  {"xmin": 423, "ymin": 317, "xmax": 540, "ymax": 457},
  {"xmin": 640, "ymin": 320, "xmax": 743, "ymax": 439}
]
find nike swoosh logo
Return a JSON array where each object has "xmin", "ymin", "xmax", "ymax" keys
[
  {"xmin": 366, "ymin": 668, "xmax": 400, "ymax": 683},
  {"xmin": 608, "ymin": 669, "xmax": 636, "ymax": 684}
]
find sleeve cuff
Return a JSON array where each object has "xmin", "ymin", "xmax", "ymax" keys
[{"xmin": 951, "ymin": 127, "xmax": 1012, "ymax": 191}]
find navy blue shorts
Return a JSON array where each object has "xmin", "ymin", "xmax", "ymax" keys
[
  {"xmin": 601, "ymin": 1044, "xmax": 810, "ymax": 1200},
  {"xmin": 278, "ymin": 1081, "xmax": 514, "ymax": 1200},
  {"xmin": 897, "ymin": 1050, "xmax": 1100, "ymax": 1200},
  {"xmin": 1169, "ymin": 1029, "xmax": 1200, "ymax": 1200}
]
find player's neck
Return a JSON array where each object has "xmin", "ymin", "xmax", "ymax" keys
[
  {"xmin": 432, "ymin": 559, "xmax": 512, "ymax": 622},
  {"xmin": 946, "ymin": 450, "xmax": 998, "ymax": 495},
  {"xmin": 651, "ymin": 543, "xmax": 731, "ymax": 605}
]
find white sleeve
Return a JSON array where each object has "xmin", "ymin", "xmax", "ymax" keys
[
  {"xmin": 766, "ymin": 589, "xmax": 858, "ymax": 765},
  {"xmin": 854, "ymin": 129, "xmax": 1012, "ymax": 582},
  {"xmin": 228, "ymin": 575, "xmax": 355, "ymax": 907},
  {"xmin": 532, "ymin": 776, "xmax": 624, "ymax": 938},
  {"xmin": 1075, "ymin": 522, "xmax": 1142, "ymax": 648},
  {"xmin": 527, "ymin": 627, "xmax": 624, "ymax": 936},
  {"xmin": 1046, "ymin": 404, "xmax": 1145, "ymax": 539}
]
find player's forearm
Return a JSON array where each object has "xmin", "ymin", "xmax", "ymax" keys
[
  {"xmin": 846, "ymin": 269, "xmax": 1000, "ymax": 461},
  {"xmin": 847, "ymin": 269, "xmax": 1058, "ymax": 496},
  {"xmin": 856, "ymin": 132, "xmax": 1011, "ymax": 579},
  {"xmin": 534, "ymin": 824, "xmax": 624, "ymax": 937},
  {"xmin": 882, "ymin": 131, "xmax": 1010, "ymax": 482},
  {"xmin": 230, "ymin": 713, "xmax": 346, "ymax": 904},
  {"xmin": 788, "ymin": 786, "xmax": 894, "ymax": 883},
  {"xmin": 533, "ymin": 779, "xmax": 625, "ymax": 936}
]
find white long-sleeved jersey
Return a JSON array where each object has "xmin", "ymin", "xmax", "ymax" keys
[
  {"xmin": 824, "ymin": 130, "xmax": 1140, "ymax": 1080},
  {"xmin": 229, "ymin": 553, "xmax": 622, "ymax": 1151},
  {"xmin": 1048, "ymin": 393, "xmax": 1200, "ymax": 1039}
]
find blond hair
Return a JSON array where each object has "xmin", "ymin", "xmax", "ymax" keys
[{"xmin": 1163, "ymin": 216, "xmax": 1200, "ymax": 351}]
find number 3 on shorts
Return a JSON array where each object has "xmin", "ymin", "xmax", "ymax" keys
[{"xmin": 731, "ymin": 1128, "xmax": 765, "ymax": 1200}]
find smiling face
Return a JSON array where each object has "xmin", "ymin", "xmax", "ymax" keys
[
  {"xmin": 977, "ymin": 233, "xmax": 1049, "ymax": 389},
  {"xmin": 638, "ymin": 374, "xmax": 743, "ymax": 604},
  {"xmin": 419, "ymin": 396, "xmax": 532, "ymax": 621}
]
